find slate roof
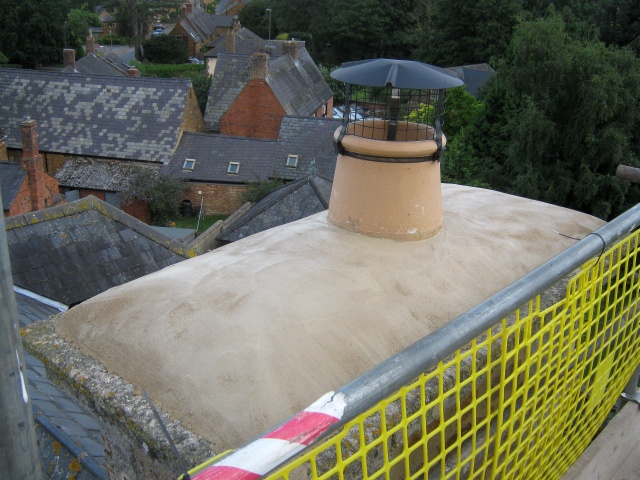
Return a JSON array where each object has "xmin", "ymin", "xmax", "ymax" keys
[
  {"xmin": 162, "ymin": 132, "xmax": 276, "ymax": 183},
  {"xmin": 204, "ymin": 47, "xmax": 333, "ymax": 131},
  {"xmin": 204, "ymin": 28, "xmax": 285, "ymax": 58},
  {"xmin": 0, "ymin": 161, "xmax": 26, "ymax": 211},
  {"xmin": 56, "ymin": 158, "xmax": 157, "ymax": 191},
  {"xmin": 446, "ymin": 64, "xmax": 495, "ymax": 97},
  {"xmin": 177, "ymin": 7, "xmax": 219, "ymax": 43},
  {"xmin": 215, "ymin": 0, "xmax": 254, "ymax": 15},
  {"xmin": 61, "ymin": 52, "xmax": 129, "ymax": 76},
  {"xmin": 216, "ymin": 174, "xmax": 332, "ymax": 242},
  {"xmin": 5, "ymin": 196, "xmax": 193, "ymax": 306},
  {"xmin": 272, "ymin": 115, "xmax": 341, "ymax": 181},
  {"xmin": 0, "ymin": 68, "xmax": 193, "ymax": 163}
]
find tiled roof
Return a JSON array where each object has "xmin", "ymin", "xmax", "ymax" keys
[
  {"xmin": 204, "ymin": 47, "xmax": 333, "ymax": 131},
  {"xmin": 5, "ymin": 196, "xmax": 193, "ymax": 306},
  {"xmin": 272, "ymin": 115, "xmax": 341, "ymax": 180},
  {"xmin": 211, "ymin": 15, "xmax": 235, "ymax": 28},
  {"xmin": 55, "ymin": 158, "xmax": 158, "ymax": 191},
  {"xmin": 0, "ymin": 161, "xmax": 26, "ymax": 210},
  {"xmin": 177, "ymin": 7, "xmax": 219, "ymax": 43},
  {"xmin": 215, "ymin": 0, "xmax": 254, "ymax": 14},
  {"xmin": 268, "ymin": 48, "xmax": 333, "ymax": 116},
  {"xmin": 204, "ymin": 53, "xmax": 252, "ymax": 131},
  {"xmin": 216, "ymin": 174, "xmax": 332, "ymax": 242},
  {"xmin": 0, "ymin": 68, "xmax": 192, "ymax": 163},
  {"xmin": 61, "ymin": 52, "xmax": 129, "ymax": 76},
  {"xmin": 204, "ymin": 29, "xmax": 285, "ymax": 58},
  {"xmin": 162, "ymin": 132, "xmax": 276, "ymax": 183}
]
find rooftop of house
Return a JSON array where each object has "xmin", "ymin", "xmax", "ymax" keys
[
  {"xmin": 175, "ymin": 6, "xmax": 221, "ymax": 43},
  {"xmin": 5, "ymin": 196, "xmax": 192, "ymax": 306},
  {"xmin": 161, "ymin": 131, "xmax": 276, "ymax": 183},
  {"xmin": 272, "ymin": 115, "xmax": 341, "ymax": 181},
  {"xmin": 55, "ymin": 158, "xmax": 157, "ymax": 191},
  {"xmin": 0, "ymin": 161, "xmax": 27, "ymax": 211},
  {"xmin": 203, "ymin": 46, "xmax": 333, "ymax": 131},
  {"xmin": 204, "ymin": 28, "xmax": 285, "ymax": 58},
  {"xmin": 215, "ymin": 0, "xmax": 254, "ymax": 15},
  {"xmin": 0, "ymin": 69, "xmax": 194, "ymax": 163},
  {"xmin": 61, "ymin": 52, "xmax": 130, "ymax": 76},
  {"xmin": 216, "ymin": 174, "xmax": 332, "ymax": 243}
]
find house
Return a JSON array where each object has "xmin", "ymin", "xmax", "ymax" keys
[
  {"xmin": 1, "ymin": 119, "xmax": 62, "ymax": 217},
  {"xmin": 203, "ymin": 27, "xmax": 285, "ymax": 75},
  {"xmin": 0, "ymin": 68, "xmax": 205, "ymax": 220},
  {"xmin": 215, "ymin": 0, "xmax": 253, "ymax": 16},
  {"xmin": 61, "ymin": 38, "xmax": 132, "ymax": 77},
  {"xmin": 216, "ymin": 173, "xmax": 332, "ymax": 244},
  {"xmin": 97, "ymin": 8, "xmax": 119, "ymax": 37},
  {"xmin": 5, "ymin": 195, "xmax": 193, "ymax": 307},
  {"xmin": 167, "ymin": 4, "xmax": 231, "ymax": 59},
  {"xmin": 161, "ymin": 131, "xmax": 276, "ymax": 215},
  {"xmin": 204, "ymin": 41, "xmax": 333, "ymax": 139}
]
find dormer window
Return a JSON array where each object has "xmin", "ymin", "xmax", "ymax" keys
[
  {"xmin": 286, "ymin": 155, "xmax": 299, "ymax": 168},
  {"xmin": 183, "ymin": 158, "xmax": 196, "ymax": 171},
  {"xmin": 228, "ymin": 162, "xmax": 240, "ymax": 174}
]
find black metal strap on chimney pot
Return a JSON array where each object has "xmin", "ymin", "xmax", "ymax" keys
[{"xmin": 338, "ymin": 149, "xmax": 437, "ymax": 163}]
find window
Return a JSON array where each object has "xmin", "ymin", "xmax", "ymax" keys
[
  {"xmin": 286, "ymin": 155, "xmax": 299, "ymax": 168},
  {"xmin": 228, "ymin": 162, "xmax": 240, "ymax": 174},
  {"xmin": 322, "ymin": 103, "xmax": 328, "ymax": 117},
  {"xmin": 110, "ymin": 23, "xmax": 117, "ymax": 28},
  {"xmin": 183, "ymin": 158, "xmax": 196, "ymax": 171}
]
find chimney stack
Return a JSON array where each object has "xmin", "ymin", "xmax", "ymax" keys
[
  {"xmin": 86, "ymin": 36, "xmax": 95, "ymax": 54},
  {"xmin": 283, "ymin": 41, "xmax": 299, "ymax": 61},
  {"xmin": 20, "ymin": 118, "xmax": 47, "ymax": 211},
  {"xmin": 250, "ymin": 53, "xmax": 269, "ymax": 81},
  {"xmin": 226, "ymin": 31, "xmax": 235, "ymax": 53},
  {"xmin": 184, "ymin": 2, "xmax": 193, "ymax": 14},
  {"xmin": 127, "ymin": 68, "xmax": 141, "ymax": 77},
  {"xmin": 63, "ymin": 49, "xmax": 76, "ymax": 69}
]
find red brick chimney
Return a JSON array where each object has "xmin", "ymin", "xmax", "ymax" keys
[
  {"xmin": 63, "ymin": 49, "xmax": 76, "ymax": 69},
  {"xmin": 184, "ymin": 2, "xmax": 193, "ymax": 14},
  {"xmin": 283, "ymin": 41, "xmax": 299, "ymax": 61},
  {"xmin": 86, "ymin": 36, "xmax": 95, "ymax": 54},
  {"xmin": 20, "ymin": 118, "xmax": 48, "ymax": 211},
  {"xmin": 226, "ymin": 31, "xmax": 235, "ymax": 53},
  {"xmin": 127, "ymin": 68, "xmax": 141, "ymax": 77},
  {"xmin": 250, "ymin": 53, "xmax": 269, "ymax": 80}
]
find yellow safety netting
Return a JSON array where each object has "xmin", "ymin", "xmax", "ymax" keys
[{"xmin": 266, "ymin": 230, "xmax": 640, "ymax": 480}]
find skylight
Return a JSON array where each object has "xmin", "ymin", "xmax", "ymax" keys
[
  {"xmin": 286, "ymin": 155, "xmax": 299, "ymax": 168},
  {"xmin": 183, "ymin": 158, "xmax": 196, "ymax": 171},
  {"xmin": 228, "ymin": 162, "xmax": 240, "ymax": 174}
]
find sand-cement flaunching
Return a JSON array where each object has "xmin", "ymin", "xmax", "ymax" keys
[{"xmin": 55, "ymin": 184, "xmax": 605, "ymax": 452}]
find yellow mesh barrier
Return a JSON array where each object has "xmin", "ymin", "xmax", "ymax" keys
[{"xmin": 266, "ymin": 230, "xmax": 640, "ymax": 480}]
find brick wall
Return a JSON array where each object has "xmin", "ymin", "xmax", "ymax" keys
[
  {"xmin": 7, "ymin": 179, "xmax": 32, "ymax": 217},
  {"xmin": 220, "ymin": 79, "xmax": 285, "ymax": 139},
  {"xmin": 122, "ymin": 199, "xmax": 152, "ymax": 224},
  {"xmin": 181, "ymin": 87, "xmax": 207, "ymax": 133},
  {"xmin": 315, "ymin": 97, "xmax": 334, "ymax": 118},
  {"xmin": 183, "ymin": 183, "xmax": 247, "ymax": 215},
  {"xmin": 43, "ymin": 153, "xmax": 68, "ymax": 175}
]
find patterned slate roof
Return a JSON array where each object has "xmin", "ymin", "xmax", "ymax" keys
[
  {"xmin": 162, "ymin": 131, "xmax": 276, "ymax": 183},
  {"xmin": 0, "ymin": 161, "xmax": 27, "ymax": 210},
  {"xmin": 204, "ymin": 53, "xmax": 252, "ymax": 131},
  {"xmin": 0, "ymin": 68, "xmax": 193, "ymax": 163},
  {"xmin": 5, "ymin": 196, "xmax": 193, "ymax": 306},
  {"xmin": 272, "ymin": 115, "xmax": 341, "ymax": 181},
  {"xmin": 56, "ymin": 158, "xmax": 158, "ymax": 191},
  {"xmin": 61, "ymin": 53, "xmax": 129, "ymax": 76},
  {"xmin": 216, "ymin": 174, "xmax": 332, "ymax": 242},
  {"xmin": 204, "ymin": 47, "xmax": 332, "ymax": 131}
]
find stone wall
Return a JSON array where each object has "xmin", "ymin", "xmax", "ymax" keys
[{"xmin": 183, "ymin": 183, "xmax": 247, "ymax": 215}]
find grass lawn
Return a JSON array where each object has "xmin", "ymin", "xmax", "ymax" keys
[{"xmin": 174, "ymin": 214, "xmax": 228, "ymax": 233}]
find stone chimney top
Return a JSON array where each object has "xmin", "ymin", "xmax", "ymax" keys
[
  {"xmin": 250, "ymin": 53, "xmax": 269, "ymax": 81},
  {"xmin": 63, "ymin": 49, "xmax": 76, "ymax": 69},
  {"xmin": 283, "ymin": 41, "xmax": 300, "ymax": 61},
  {"xmin": 127, "ymin": 68, "xmax": 141, "ymax": 77},
  {"xmin": 233, "ymin": 19, "xmax": 241, "ymax": 31},
  {"xmin": 86, "ymin": 36, "xmax": 95, "ymax": 54},
  {"xmin": 226, "ymin": 31, "xmax": 235, "ymax": 53}
]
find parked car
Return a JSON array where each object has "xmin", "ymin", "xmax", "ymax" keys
[
  {"xmin": 187, "ymin": 57, "xmax": 204, "ymax": 64},
  {"xmin": 152, "ymin": 29, "xmax": 164, "ymax": 37}
]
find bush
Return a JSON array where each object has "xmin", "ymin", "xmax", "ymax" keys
[
  {"xmin": 242, "ymin": 178, "xmax": 284, "ymax": 203},
  {"xmin": 99, "ymin": 33, "xmax": 131, "ymax": 46},
  {"xmin": 120, "ymin": 170, "xmax": 186, "ymax": 225},
  {"xmin": 0, "ymin": 52, "xmax": 8, "ymax": 64},
  {"xmin": 132, "ymin": 62, "xmax": 204, "ymax": 78},
  {"xmin": 142, "ymin": 35, "xmax": 188, "ymax": 64}
]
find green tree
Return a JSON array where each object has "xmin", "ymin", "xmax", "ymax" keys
[
  {"xmin": 445, "ymin": 11, "xmax": 640, "ymax": 219},
  {"xmin": 121, "ymin": 170, "xmax": 186, "ymax": 225},
  {"xmin": 0, "ymin": 52, "xmax": 8, "ymax": 64},
  {"xmin": 142, "ymin": 35, "xmax": 188, "ymax": 64},
  {"xmin": 191, "ymin": 73, "xmax": 212, "ymax": 115},
  {"xmin": 67, "ymin": 6, "xmax": 101, "ymax": 58},
  {"xmin": 598, "ymin": 0, "xmax": 640, "ymax": 55},
  {"xmin": 239, "ymin": 0, "xmax": 277, "ymax": 39}
]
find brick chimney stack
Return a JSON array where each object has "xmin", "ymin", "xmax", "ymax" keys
[
  {"xmin": 20, "ymin": 118, "xmax": 47, "ymax": 211},
  {"xmin": 63, "ymin": 48, "xmax": 76, "ymax": 69},
  {"xmin": 226, "ymin": 31, "xmax": 235, "ymax": 53},
  {"xmin": 184, "ymin": 2, "xmax": 193, "ymax": 14},
  {"xmin": 127, "ymin": 68, "xmax": 141, "ymax": 77},
  {"xmin": 86, "ymin": 36, "xmax": 95, "ymax": 54},
  {"xmin": 250, "ymin": 53, "xmax": 269, "ymax": 80},
  {"xmin": 283, "ymin": 41, "xmax": 300, "ymax": 61}
]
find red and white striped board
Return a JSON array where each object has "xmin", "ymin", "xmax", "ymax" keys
[{"xmin": 190, "ymin": 391, "xmax": 347, "ymax": 480}]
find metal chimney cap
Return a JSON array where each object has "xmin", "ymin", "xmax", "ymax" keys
[{"xmin": 331, "ymin": 58, "xmax": 464, "ymax": 90}]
